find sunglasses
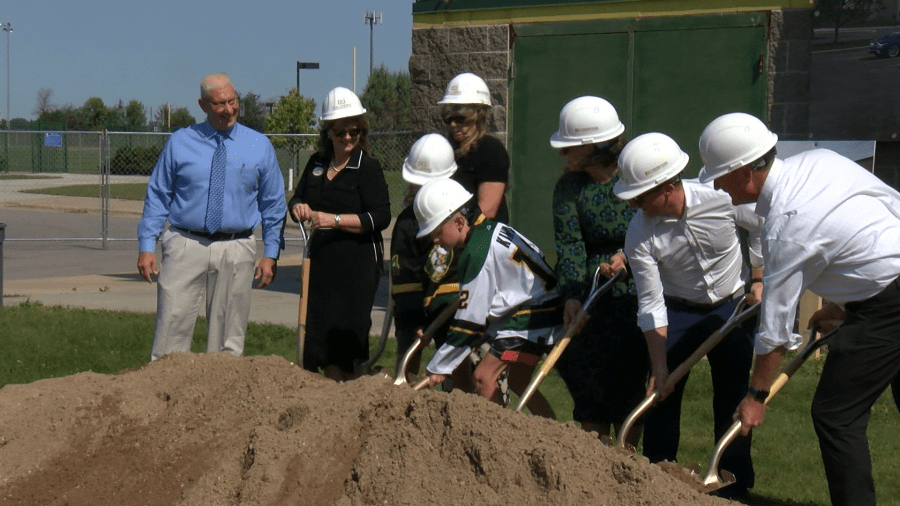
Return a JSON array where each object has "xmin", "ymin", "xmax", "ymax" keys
[
  {"xmin": 629, "ymin": 192, "xmax": 653, "ymax": 207},
  {"xmin": 443, "ymin": 115, "xmax": 469, "ymax": 126},
  {"xmin": 332, "ymin": 127, "xmax": 361, "ymax": 139}
]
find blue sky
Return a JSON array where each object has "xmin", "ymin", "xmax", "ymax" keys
[{"xmin": 1, "ymin": 0, "xmax": 413, "ymax": 123}]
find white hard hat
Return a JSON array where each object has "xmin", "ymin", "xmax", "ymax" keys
[
  {"xmin": 414, "ymin": 179, "xmax": 474, "ymax": 238},
  {"xmin": 550, "ymin": 96, "xmax": 625, "ymax": 148},
  {"xmin": 614, "ymin": 132, "xmax": 689, "ymax": 201},
  {"xmin": 438, "ymin": 72, "xmax": 492, "ymax": 107},
  {"xmin": 402, "ymin": 133, "xmax": 458, "ymax": 186},
  {"xmin": 320, "ymin": 86, "xmax": 367, "ymax": 121},
  {"xmin": 698, "ymin": 112, "xmax": 778, "ymax": 183}
]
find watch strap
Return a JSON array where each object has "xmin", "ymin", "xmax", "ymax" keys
[{"xmin": 748, "ymin": 386, "xmax": 770, "ymax": 402}]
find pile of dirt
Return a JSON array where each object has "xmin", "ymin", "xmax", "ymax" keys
[{"xmin": 0, "ymin": 353, "xmax": 733, "ymax": 506}]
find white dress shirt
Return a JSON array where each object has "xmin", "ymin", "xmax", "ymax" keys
[
  {"xmin": 754, "ymin": 149, "xmax": 900, "ymax": 354},
  {"xmin": 625, "ymin": 179, "xmax": 764, "ymax": 332}
]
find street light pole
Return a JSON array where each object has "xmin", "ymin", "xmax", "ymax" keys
[
  {"xmin": 296, "ymin": 61, "xmax": 320, "ymax": 95},
  {"xmin": 1, "ymin": 23, "xmax": 11, "ymax": 128}
]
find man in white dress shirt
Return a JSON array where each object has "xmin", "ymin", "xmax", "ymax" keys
[
  {"xmin": 613, "ymin": 133, "xmax": 764, "ymax": 499},
  {"xmin": 699, "ymin": 112, "xmax": 900, "ymax": 506}
]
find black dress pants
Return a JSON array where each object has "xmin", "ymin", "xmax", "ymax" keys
[
  {"xmin": 811, "ymin": 278, "xmax": 900, "ymax": 506},
  {"xmin": 642, "ymin": 297, "xmax": 756, "ymax": 493}
]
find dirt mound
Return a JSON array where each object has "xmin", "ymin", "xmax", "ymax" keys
[{"xmin": 0, "ymin": 353, "xmax": 731, "ymax": 505}]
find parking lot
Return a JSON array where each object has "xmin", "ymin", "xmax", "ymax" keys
[{"xmin": 811, "ymin": 26, "xmax": 900, "ymax": 140}]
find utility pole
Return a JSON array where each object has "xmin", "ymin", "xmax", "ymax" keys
[
  {"xmin": 1, "ymin": 23, "xmax": 11, "ymax": 128},
  {"xmin": 363, "ymin": 10, "xmax": 382, "ymax": 77}
]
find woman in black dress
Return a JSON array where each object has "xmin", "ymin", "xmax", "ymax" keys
[{"xmin": 289, "ymin": 86, "xmax": 391, "ymax": 381}]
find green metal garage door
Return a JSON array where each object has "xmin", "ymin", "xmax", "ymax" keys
[{"xmin": 509, "ymin": 13, "xmax": 768, "ymax": 262}]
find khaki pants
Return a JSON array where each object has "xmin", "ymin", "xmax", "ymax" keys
[{"xmin": 150, "ymin": 227, "xmax": 256, "ymax": 361}]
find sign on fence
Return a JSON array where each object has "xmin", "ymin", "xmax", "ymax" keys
[{"xmin": 44, "ymin": 132, "xmax": 62, "ymax": 147}]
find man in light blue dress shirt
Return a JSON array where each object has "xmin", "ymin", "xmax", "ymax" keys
[{"xmin": 137, "ymin": 73, "xmax": 287, "ymax": 361}]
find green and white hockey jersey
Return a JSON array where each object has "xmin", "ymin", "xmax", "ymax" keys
[{"xmin": 426, "ymin": 218, "xmax": 565, "ymax": 375}]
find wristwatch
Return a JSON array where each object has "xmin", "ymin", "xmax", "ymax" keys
[
  {"xmin": 747, "ymin": 386, "xmax": 770, "ymax": 402},
  {"xmin": 333, "ymin": 214, "xmax": 342, "ymax": 227}
]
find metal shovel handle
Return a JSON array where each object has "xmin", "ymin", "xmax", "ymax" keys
[
  {"xmin": 514, "ymin": 268, "xmax": 626, "ymax": 413},
  {"xmin": 295, "ymin": 224, "xmax": 312, "ymax": 368},
  {"xmin": 701, "ymin": 326, "xmax": 837, "ymax": 492},
  {"xmin": 356, "ymin": 297, "xmax": 394, "ymax": 376},
  {"xmin": 615, "ymin": 299, "xmax": 761, "ymax": 449},
  {"xmin": 394, "ymin": 296, "xmax": 462, "ymax": 386}
]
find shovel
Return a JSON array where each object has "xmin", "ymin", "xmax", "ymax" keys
[
  {"xmin": 355, "ymin": 285, "xmax": 395, "ymax": 377},
  {"xmin": 513, "ymin": 267, "xmax": 627, "ymax": 413},
  {"xmin": 613, "ymin": 299, "xmax": 761, "ymax": 450},
  {"xmin": 394, "ymin": 295, "xmax": 462, "ymax": 386},
  {"xmin": 295, "ymin": 224, "xmax": 312, "ymax": 368},
  {"xmin": 698, "ymin": 325, "xmax": 837, "ymax": 493}
]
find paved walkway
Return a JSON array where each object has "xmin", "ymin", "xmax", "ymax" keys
[{"xmin": 0, "ymin": 186, "xmax": 393, "ymax": 336}]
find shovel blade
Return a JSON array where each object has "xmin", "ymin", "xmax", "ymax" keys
[
  {"xmin": 599, "ymin": 434, "xmax": 635, "ymax": 454},
  {"xmin": 702, "ymin": 468, "xmax": 736, "ymax": 493}
]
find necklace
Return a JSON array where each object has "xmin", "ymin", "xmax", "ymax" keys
[{"xmin": 329, "ymin": 160, "xmax": 348, "ymax": 172}]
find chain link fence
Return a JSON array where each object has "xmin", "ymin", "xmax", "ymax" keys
[{"xmin": 1, "ymin": 129, "xmax": 417, "ymax": 244}]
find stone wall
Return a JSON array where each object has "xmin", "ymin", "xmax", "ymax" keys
[
  {"xmin": 768, "ymin": 9, "xmax": 813, "ymax": 140},
  {"xmin": 409, "ymin": 24, "xmax": 510, "ymax": 144}
]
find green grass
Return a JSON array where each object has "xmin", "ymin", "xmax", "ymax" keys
[{"xmin": 2, "ymin": 300, "xmax": 898, "ymax": 505}]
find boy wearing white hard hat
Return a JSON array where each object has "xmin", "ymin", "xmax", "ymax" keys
[{"xmin": 413, "ymin": 178, "xmax": 563, "ymax": 418}]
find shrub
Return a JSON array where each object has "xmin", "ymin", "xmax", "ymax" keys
[{"xmin": 110, "ymin": 145, "xmax": 162, "ymax": 175}]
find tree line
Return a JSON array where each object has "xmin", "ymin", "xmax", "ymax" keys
[{"xmin": 6, "ymin": 65, "xmax": 410, "ymax": 135}]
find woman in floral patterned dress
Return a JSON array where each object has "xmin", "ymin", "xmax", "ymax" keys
[{"xmin": 550, "ymin": 96, "xmax": 649, "ymax": 447}]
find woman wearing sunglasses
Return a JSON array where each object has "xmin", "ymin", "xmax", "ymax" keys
[
  {"xmin": 439, "ymin": 72, "xmax": 510, "ymax": 223},
  {"xmin": 550, "ymin": 96, "xmax": 649, "ymax": 448},
  {"xmin": 288, "ymin": 86, "xmax": 391, "ymax": 382}
]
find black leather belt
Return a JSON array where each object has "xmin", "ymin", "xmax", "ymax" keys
[
  {"xmin": 175, "ymin": 227, "xmax": 253, "ymax": 241},
  {"xmin": 666, "ymin": 290, "xmax": 742, "ymax": 310}
]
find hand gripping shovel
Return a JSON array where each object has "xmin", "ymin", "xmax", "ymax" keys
[
  {"xmin": 296, "ymin": 224, "xmax": 312, "ymax": 368},
  {"xmin": 698, "ymin": 326, "xmax": 837, "ymax": 493},
  {"xmin": 513, "ymin": 267, "xmax": 627, "ymax": 413},
  {"xmin": 613, "ymin": 299, "xmax": 761, "ymax": 450},
  {"xmin": 394, "ymin": 296, "xmax": 462, "ymax": 386}
]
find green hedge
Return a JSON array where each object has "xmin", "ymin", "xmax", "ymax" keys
[{"xmin": 110, "ymin": 145, "xmax": 162, "ymax": 176}]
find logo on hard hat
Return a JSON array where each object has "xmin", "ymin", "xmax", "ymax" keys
[
  {"xmin": 448, "ymin": 85, "xmax": 460, "ymax": 95},
  {"xmin": 335, "ymin": 99, "xmax": 349, "ymax": 109},
  {"xmin": 644, "ymin": 161, "xmax": 668, "ymax": 177}
]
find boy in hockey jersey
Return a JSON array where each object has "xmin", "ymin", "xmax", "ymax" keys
[{"xmin": 413, "ymin": 178, "xmax": 564, "ymax": 419}]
